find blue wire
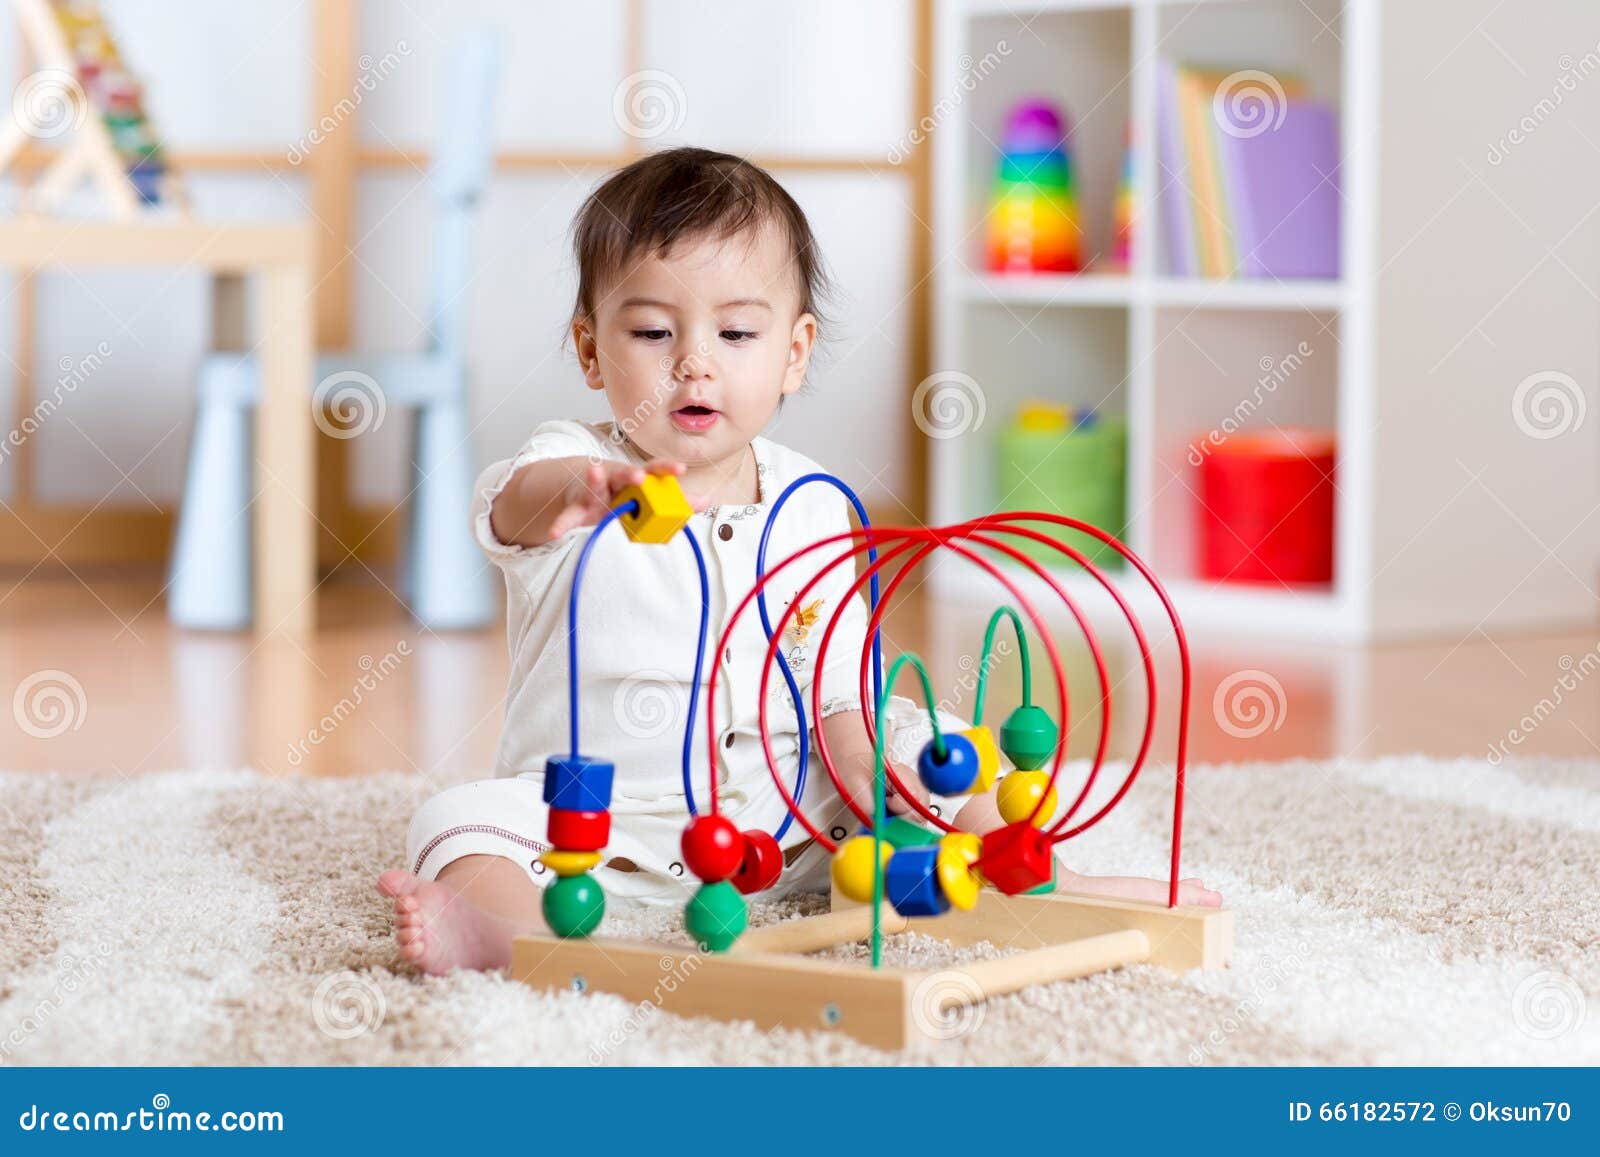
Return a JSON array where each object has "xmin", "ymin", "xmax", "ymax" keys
[
  {"xmin": 755, "ymin": 473, "xmax": 885, "ymax": 840},
  {"xmin": 567, "ymin": 502, "xmax": 635, "ymax": 757},
  {"xmin": 680, "ymin": 528, "xmax": 711, "ymax": 810}
]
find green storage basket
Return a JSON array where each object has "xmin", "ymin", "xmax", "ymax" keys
[{"xmin": 995, "ymin": 407, "xmax": 1126, "ymax": 571}]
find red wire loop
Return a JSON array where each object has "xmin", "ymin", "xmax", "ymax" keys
[{"xmin": 699, "ymin": 513, "xmax": 1193, "ymax": 908}]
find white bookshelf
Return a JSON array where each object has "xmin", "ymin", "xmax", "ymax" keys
[{"xmin": 928, "ymin": 0, "xmax": 1600, "ymax": 641}]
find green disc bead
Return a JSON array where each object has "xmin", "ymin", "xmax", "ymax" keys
[
  {"xmin": 542, "ymin": 871, "xmax": 606, "ymax": 938},
  {"xmin": 1000, "ymin": 704, "xmax": 1059, "ymax": 771},
  {"xmin": 878, "ymin": 815, "xmax": 943, "ymax": 849},
  {"xmin": 857, "ymin": 815, "xmax": 941, "ymax": 848},
  {"xmin": 1023, "ymin": 860, "xmax": 1060, "ymax": 896},
  {"xmin": 684, "ymin": 881, "xmax": 748, "ymax": 953}
]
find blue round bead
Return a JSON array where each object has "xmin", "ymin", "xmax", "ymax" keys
[{"xmin": 916, "ymin": 732, "xmax": 980, "ymax": 796}]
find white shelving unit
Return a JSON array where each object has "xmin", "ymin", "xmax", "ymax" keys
[{"xmin": 929, "ymin": 0, "xmax": 1600, "ymax": 641}]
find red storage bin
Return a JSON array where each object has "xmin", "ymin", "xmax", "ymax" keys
[{"xmin": 1197, "ymin": 429, "xmax": 1335, "ymax": 585}]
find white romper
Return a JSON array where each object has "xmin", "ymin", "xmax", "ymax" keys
[{"xmin": 404, "ymin": 418, "xmax": 979, "ymax": 906}]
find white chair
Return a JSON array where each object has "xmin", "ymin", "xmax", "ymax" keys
[{"xmin": 168, "ymin": 30, "xmax": 501, "ymax": 630}]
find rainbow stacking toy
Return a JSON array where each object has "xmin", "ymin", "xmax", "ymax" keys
[
  {"xmin": 511, "ymin": 472, "xmax": 1232, "ymax": 1050},
  {"xmin": 986, "ymin": 99, "xmax": 1081, "ymax": 274}
]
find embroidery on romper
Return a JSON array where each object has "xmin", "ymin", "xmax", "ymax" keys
[{"xmin": 785, "ymin": 597, "xmax": 825, "ymax": 645}]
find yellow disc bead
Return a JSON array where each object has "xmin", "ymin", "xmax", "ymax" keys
[
  {"xmin": 957, "ymin": 726, "xmax": 1000, "ymax": 795},
  {"xmin": 996, "ymin": 770, "xmax": 1058, "ymax": 828},
  {"xmin": 936, "ymin": 832, "xmax": 983, "ymax": 910},
  {"xmin": 541, "ymin": 849, "xmax": 602, "ymax": 877},
  {"xmin": 831, "ymin": 836, "xmax": 894, "ymax": 904}
]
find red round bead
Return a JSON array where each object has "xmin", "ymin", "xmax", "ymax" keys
[
  {"xmin": 546, "ymin": 807, "xmax": 610, "ymax": 852},
  {"xmin": 731, "ymin": 830, "xmax": 783, "ymax": 895},
  {"xmin": 680, "ymin": 814, "xmax": 743, "ymax": 882}
]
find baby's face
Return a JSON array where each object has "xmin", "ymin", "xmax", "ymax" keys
[{"xmin": 574, "ymin": 223, "xmax": 815, "ymax": 467}]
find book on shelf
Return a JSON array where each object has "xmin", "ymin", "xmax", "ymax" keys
[{"xmin": 1159, "ymin": 62, "xmax": 1337, "ymax": 280}]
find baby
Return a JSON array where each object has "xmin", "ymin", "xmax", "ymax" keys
[{"xmin": 377, "ymin": 147, "xmax": 1219, "ymax": 974}]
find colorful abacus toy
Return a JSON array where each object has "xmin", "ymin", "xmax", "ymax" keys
[
  {"xmin": 512, "ymin": 471, "xmax": 1232, "ymax": 1050},
  {"xmin": 1, "ymin": 0, "xmax": 187, "ymax": 216}
]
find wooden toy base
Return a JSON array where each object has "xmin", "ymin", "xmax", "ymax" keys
[{"xmin": 510, "ymin": 887, "xmax": 1232, "ymax": 1051}]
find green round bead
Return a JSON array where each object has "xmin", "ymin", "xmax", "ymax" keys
[
  {"xmin": 1000, "ymin": 704, "xmax": 1059, "ymax": 771},
  {"xmin": 684, "ymin": 881, "xmax": 748, "ymax": 953},
  {"xmin": 542, "ymin": 872, "xmax": 606, "ymax": 938}
]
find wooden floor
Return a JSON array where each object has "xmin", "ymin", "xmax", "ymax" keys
[{"xmin": 1, "ymin": 570, "xmax": 1597, "ymax": 778}]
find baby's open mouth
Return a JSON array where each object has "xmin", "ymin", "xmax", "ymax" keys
[{"xmin": 670, "ymin": 403, "xmax": 720, "ymax": 431}]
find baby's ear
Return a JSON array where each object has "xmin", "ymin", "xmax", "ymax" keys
[
  {"xmin": 572, "ymin": 319, "xmax": 605, "ymax": 390},
  {"xmin": 781, "ymin": 312, "xmax": 817, "ymax": 396}
]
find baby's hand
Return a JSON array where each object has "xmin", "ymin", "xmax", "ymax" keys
[
  {"xmin": 546, "ymin": 458, "xmax": 699, "ymax": 539},
  {"xmin": 840, "ymin": 757, "xmax": 931, "ymax": 820}
]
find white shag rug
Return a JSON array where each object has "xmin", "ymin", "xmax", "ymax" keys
[{"xmin": 0, "ymin": 755, "xmax": 1595, "ymax": 1065}]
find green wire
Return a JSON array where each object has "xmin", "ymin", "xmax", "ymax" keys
[
  {"xmin": 972, "ymin": 605, "xmax": 1033, "ymax": 727},
  {"xmin": 869, "ymin": 651, "xmax": 946, "ymax": 967}
]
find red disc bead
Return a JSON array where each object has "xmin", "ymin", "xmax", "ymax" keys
[
  {"xmin": 730, "ymin": 830, "xmax": 783, "ymax": 895},
  {"xmin": 546, "ymin": 807, "xmax": 610, "ymax": 852},
  {"xmin": 681, "ymin": 814, "xmax": 743, "ymax": 882}
]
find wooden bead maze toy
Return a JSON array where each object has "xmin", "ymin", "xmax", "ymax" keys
[{"xmin": 511, "ymin": 472, "xmax": 1232, "ymax": 1051}]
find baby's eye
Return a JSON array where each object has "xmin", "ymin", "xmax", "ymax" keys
[
  {"xmin": 721, "ymin": 329, "xmax": 758, "ymax": 343},
  {"xmin": 631, "ymin": 328, "xmax": 670, "ymax": 341}
]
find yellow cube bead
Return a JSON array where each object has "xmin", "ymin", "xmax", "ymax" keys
[
  {"xmin": 936, "ymin": 832, "xmax": 983, "ymax": 910},
  {"xmin": 996, "ymin": 770, "xmax": 1058, "ymax": 828},
  {"xmin": 957, "ymin": 725, "xmax": 1000, "ymax": 795},
  {"xmin": 831, "ymin": 835, "xmax": 894, "ymax": 904},
  {"xmin": 612, "ymin": 473, "xmax": 693, "ymax": 544},
  {"xmin": 541, "ymin": 849, "xmax": 603, "ymax": 877}
]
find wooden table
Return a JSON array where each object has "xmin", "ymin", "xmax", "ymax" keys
[{"xmin": 0, "ymin": 215, "xmax": 317, "ymax": 637}]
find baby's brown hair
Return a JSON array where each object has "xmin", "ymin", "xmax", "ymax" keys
[{"xmin": 570, "ymin": 147, "xmax": 831, "ymax": 331}]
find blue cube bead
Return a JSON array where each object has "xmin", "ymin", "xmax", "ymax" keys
[
  {"xmin": 543, "ymin": 755, "xmax": 614, "ymax": 811},
  {"xmin": 885, "ymin": 845, "xmax": 951, "ymax": 918}
]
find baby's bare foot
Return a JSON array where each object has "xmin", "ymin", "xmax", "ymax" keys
[
  {"xmin": 1057, "ymin": 868, "xmax": 1223, "ymax": 908},
  {"xmin": 376, "ymin": 869, "xmax": 516, "ymax": 974}
]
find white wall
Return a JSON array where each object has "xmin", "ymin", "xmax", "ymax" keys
[{"xmin": 0, "ymin": 0, "xmax": 915, "ymax": 510}]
